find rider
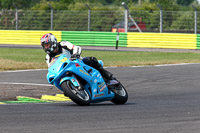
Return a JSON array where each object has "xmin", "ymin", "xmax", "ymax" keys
[{"xmin": 40, "ymin": 33, "xmax": 113, "ymax": 84}]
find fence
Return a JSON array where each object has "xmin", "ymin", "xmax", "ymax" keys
[{"xmin": 0, "ymin": 9, "xmax": 199, "ymax": 33}]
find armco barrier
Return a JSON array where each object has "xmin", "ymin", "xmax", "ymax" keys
[{"xmin": 127, "ymin": 33, "xmax": 197, "ymax": 49}]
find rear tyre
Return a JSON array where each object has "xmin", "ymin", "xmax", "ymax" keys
[
  {"xmin": 61, "ymin": 81, "xmax": 91, "ymax": 106},
  {"xmin": 110, "ymin": 82, "xmax": 128, "ymax": 104}
]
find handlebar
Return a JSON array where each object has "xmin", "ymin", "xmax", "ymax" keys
[{"xmin": 70, "ymin": 54, "xmax": 80, "ymax": 61}]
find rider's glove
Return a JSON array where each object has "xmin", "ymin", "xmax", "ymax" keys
[
  {"xmin": 73, "ymin": 46, "xmax": 82, "ymax": 55},
  {"xmin": 71, "ymin": 54, "xmax": 80, "ymax": 59}
]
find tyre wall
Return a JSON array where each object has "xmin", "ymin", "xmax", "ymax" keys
[
  {"xmin": 0, "ymin": 30, "xmax": 199, "ymax": 49},
  {"xmin": 127, "ymin": 32, "xmax": 196, "ymax": 49}
]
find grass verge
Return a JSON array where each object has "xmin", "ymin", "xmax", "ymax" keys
[{"xmin": 0, "ymin": 48, "xmax": 200, "ymax": 71}]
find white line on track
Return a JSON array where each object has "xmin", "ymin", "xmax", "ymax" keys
[
  {"xmin": 154, "ymin": 63, "xmax": 200, "ymax": 67},
  {"xmin": 0, "ymin": 69, "xmax": 50, "ymax": 86},
  {"xmin": 0, "ymin": 82, "xmax": 52, "ymax": 86},
  {"xmin": 0, "ymin": 69, "xmax": 46, "ymax": 73},
  {"xmin": 107, "ymin": 63, "xmax": 200, "ymax": 68}
]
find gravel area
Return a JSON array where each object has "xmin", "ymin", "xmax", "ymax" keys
[{"xmin": 0, "ymin": 84, "xmax": 61, "ymax": 101}]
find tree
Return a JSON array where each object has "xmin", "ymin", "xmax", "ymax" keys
[
  {"xmin": 0, "ymin": 0, "xmax": 40, "ymax": 9},
  {"xmin": 176, "ymin": 0, "xmax": 195, "ymax": 6}
]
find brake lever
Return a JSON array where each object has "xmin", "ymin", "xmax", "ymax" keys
[{"xmin": 70, "ymin": 57, "xmax": 77, "ymax": 61}]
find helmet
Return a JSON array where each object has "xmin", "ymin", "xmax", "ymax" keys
[{"xmin": 40, "ymin": 33, "xmax": 57, "ymax": 54}]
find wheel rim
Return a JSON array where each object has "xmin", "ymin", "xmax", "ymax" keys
[{"xmin": 68, "ymin": 82, "xmax": 90, "ymax": 101}]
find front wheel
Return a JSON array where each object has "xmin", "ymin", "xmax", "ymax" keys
[
  {"xmin": 109, "ymin": 82, "xmax": 128, "ymax": 104},
  {"xmin": 61, "ymin": 81, "xmax": 91, "ymax": 106}
]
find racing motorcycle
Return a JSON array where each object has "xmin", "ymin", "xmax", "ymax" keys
[{"xmin": 46, "ymin": 51, "xmax": 128, "ymax": 106}]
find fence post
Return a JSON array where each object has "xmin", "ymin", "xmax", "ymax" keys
[
  {"xmin": 193, "ymin": 6, "xmax": 197, "ymax": 34},
  {"xmin": 14, "ymin": 5, "xmax": 18, "ymax": 30},
  {"xmin": 85, "ymin": 4, "xmax": 91, "ymax": 31},
  {"xmin": 122, "ymin": 2, "xmax": 142, "ymax": 32},
  {"xmin": 122, "ymin": 2, "xmax": 128, "ymax": 32},
  {"xmin": 157, "ymin": 4, "xmax": 163, "ymax": 33},
  {"xmin": 49, "ymin": 4, "xmax": 53, "ymax": 30}
]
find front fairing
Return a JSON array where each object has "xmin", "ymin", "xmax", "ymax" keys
[
  {"xmin": 47, "ymin": 51, "xmax": 71, "ymax": 85},
  {"xmin": 48, "ymin": 51, "xmax": 71, "ymax": 73}
]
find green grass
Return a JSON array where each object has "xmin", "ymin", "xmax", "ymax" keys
[
  {"xmin": 82, "ymin": 50, "xmax": 200, "ymax": 66},
  {"xmin": 0, "ymin": 48, "xmax": 200, "ymax": 71}
]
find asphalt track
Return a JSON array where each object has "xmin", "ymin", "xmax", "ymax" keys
[{"xmin": 1, "ymin": 64, "xmax": 200, "ymax": 133}]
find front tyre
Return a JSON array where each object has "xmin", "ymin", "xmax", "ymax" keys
[
  {"xmin": 110, "ymin": 82, "xmax": 128, "ymax": 104},
  {"xmin": 61, "ymin": 81, "xmax": 91, "ymax": 106}
]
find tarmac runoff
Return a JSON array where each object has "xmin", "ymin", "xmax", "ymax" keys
[{"xmin": 0, "ymin": 94, "xmax": 71, "ymax": 104}]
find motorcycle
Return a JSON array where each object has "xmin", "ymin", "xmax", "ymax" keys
[{"xmin": 46, "ymin": 51, "xmax": 128, "ymax": 106}]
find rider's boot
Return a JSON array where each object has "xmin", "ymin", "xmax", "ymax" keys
[
  {"xmin": 82, "ymin": 56, "xmax": 118, "ymax": 86},
  {"xmin": 98, "ymin": 67, "xmax": 119, "ymax": 86},
  {"xmin": 99, "ymin": 68, "xmax": 113, "ymax": 81},
  {"xmin": 91, "ymin": 57, "xmax": 119, "ymax": 86}
]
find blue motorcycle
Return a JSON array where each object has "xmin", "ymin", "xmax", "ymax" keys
[{"xmin": 47, "ymin": 51, "xmax": 128, "ymax": 105}]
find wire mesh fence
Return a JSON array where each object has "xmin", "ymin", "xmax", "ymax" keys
[
  {"xmin": 162, "ymin": 11, "xmax": 194, "ymax": 33},
  {"xmin": 0, "ymin": 9, "xmax": 199, "ymax": 33}
]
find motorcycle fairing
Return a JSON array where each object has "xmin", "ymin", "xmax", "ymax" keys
[{"xmin": 47, "ymin": 52, "xmax": 115, "ymax": 103}]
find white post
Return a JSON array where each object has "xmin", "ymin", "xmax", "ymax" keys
[
  {"xmin": 122, "ymin": 2, "xmax": 128, "ymax": 32},
  {"xmin": 157, "ymin": 4, "xmax": 163, "ymax": 33},
  {"xmin": 122, "ymin": 2, "xmax": 142, "ymax": 32},
  {"xmin": 85, "ymin": 4, "xmax": 91, "ymax": 31},
  {"xmin": 14, "ymin": 5, "xmax": 18, "ymax": 30},
  {"xmin": 193, "ymin": 6, "xmax": 197, "ymax": 34},
  {"xmin": 49, "ymin": 4, "xmax": 53, "ymax": 30}
]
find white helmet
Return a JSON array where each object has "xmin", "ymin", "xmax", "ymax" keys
[{"xmin": 40, "ymin": 33, "xmax": 57, "ymax": 54}]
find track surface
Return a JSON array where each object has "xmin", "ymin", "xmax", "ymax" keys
[{"xmin": 1, "ymin": 64, "xmax": 200, "ymax": 133}]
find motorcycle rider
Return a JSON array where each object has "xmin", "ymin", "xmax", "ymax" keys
[{"xmin": 40, "ymin": 33, "xmax": 114, "ymax": 84}]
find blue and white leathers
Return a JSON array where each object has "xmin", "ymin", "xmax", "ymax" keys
[{"xmin": 46, "ymin": 51, "xmax": 115, "ymax": 103}]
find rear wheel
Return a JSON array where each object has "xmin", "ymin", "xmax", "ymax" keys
[
  {"xmin": 61, "ymin": 81, "xmax": 91, "ymax": 106},
  {"xmin": 110, "ymin": 82, "xmax": 128, "ymax": 104}
]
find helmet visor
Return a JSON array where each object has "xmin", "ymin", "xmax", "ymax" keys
[{"xmin": 42, "ymin": 43, "xmax": 51, "ymax": 50}]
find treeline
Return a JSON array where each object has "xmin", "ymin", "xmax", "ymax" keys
[{"xmin": 0, "ymin": 0, "xmax": 199, "ymax": 11}]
